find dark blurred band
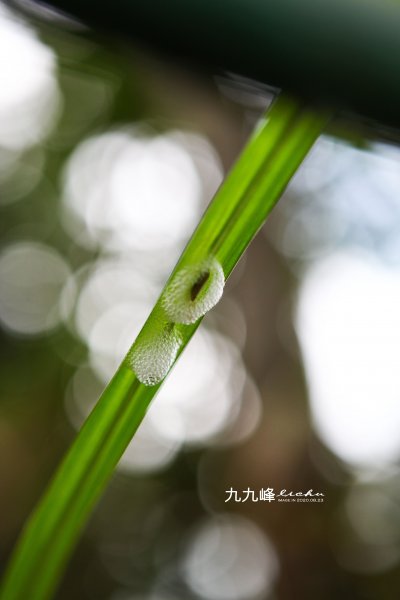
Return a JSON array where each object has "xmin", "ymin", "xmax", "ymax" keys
[{"xmin": 24, "ymin": 0, "xmax": 400, "ymax": 134}]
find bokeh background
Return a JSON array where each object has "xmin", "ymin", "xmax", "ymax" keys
[{"xmin": 1, "ymin": 2, "xmax": 400, "ymax": 598}]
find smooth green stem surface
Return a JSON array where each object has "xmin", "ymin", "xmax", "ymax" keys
[{"xmin": 0, "ymin": 94, "xmax": 329, "ymax": 600}]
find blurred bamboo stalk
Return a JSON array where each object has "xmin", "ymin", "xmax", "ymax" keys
[{"xmin": 20, "ymin": 0, "xmax": 400, "ymax": 133}]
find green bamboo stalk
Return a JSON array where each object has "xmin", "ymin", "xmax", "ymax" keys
[{"xmin": 0, "ymin": 94, "xmax": 329, "ymax": 600}]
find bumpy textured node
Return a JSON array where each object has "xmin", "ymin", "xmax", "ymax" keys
[
  {"xmin": 128, "ymin": 326, "xmax": 181, "ymax": 386},
  {"xmin": 162, "ymin": 257, "xmax": 225, "ymax": 325}
]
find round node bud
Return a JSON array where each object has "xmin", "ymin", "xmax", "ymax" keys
[{"xmin": 162, "ymin": 257, "xmax": 225, "ymax": 325}]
